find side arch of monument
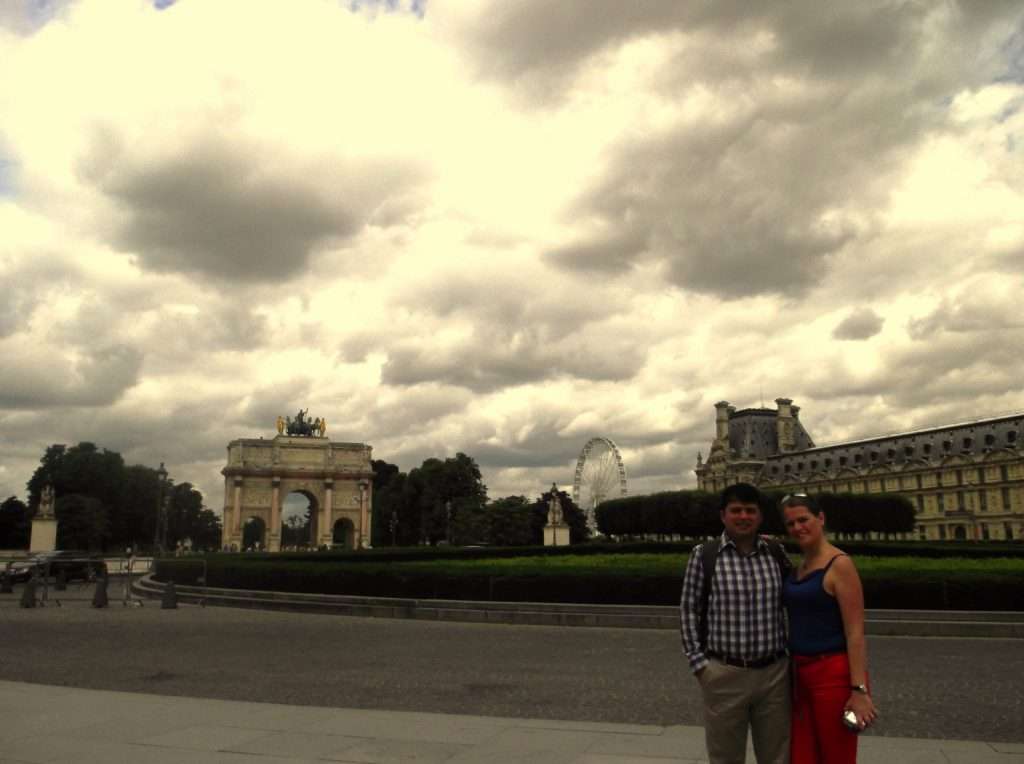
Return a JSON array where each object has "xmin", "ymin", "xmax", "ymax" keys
[{"xmin": 222, "ymin": 435, "xmax": 373, "ymax": 552}]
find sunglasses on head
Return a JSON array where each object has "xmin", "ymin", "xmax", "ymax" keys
[{"xmin": 781, "ymin": 493, "xmax": 809, "ymax": 503}]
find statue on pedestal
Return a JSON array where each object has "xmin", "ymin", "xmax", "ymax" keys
[
  {"xmin": 544, "ymin": 483, "xmax": 570, "ymax": 547},
  {"xmin": 547, "ymin": 485, "xmax": 563, "ymax": 526},
  {"xmin": 39, "ymin": 484, "xmax": 55, "ymax": 519}
]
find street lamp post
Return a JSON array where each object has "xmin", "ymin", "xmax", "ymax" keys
[{"xmin": 153, "ymin": 462, "xmax": 167, "ymax": 555}]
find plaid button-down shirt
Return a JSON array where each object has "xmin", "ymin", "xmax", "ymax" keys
[{"xmin": 680, "ymin": 532, "xmax": 787, "ymax": 673}]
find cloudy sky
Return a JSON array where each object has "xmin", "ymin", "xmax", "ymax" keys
[{"xmin": 2, "ymin": 0, "xmax": 1023, "ymax": 514}]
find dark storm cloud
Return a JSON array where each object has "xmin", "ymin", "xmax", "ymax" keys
[
  {"xmin": 511, "ymin": 2, "xmax": 1024, "ymax": 298},
  {"xmin": 809, "ymin": 327, "xmax": 1024, "ymax": 410},
  {"xmin": 81, "ymin": 134, "xmax": 424, "ymax": 283},
  {"xmin": 0, "ymin": 344, "xmax": 142, "ymax": 409},
  {"xmin": 833, "ymin": 308, "xmax": 884, "ymax": 340},
  {"xmin": 364, "ymin": 385, "xmax": 472, "ymax": 436},
  {"xmin": 412, "ymin": 274, "xmax": 621, "ymax": 338},
  {"xmin": 381, "ymin": 328, "xmax": 645, "ymax": 392},
  {"xmin": 461, "ymin": 1, "xmax": 1023, "ymax": 91},
  {"xmin": 908, "ymin": 296, "xmax": 1024, "ymax": 339}
]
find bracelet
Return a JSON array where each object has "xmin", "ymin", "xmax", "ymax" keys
[{"xmin": 850, "ymin": 684, "xmax": 868, "ymax": 694}]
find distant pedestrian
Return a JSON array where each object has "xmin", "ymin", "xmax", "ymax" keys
[
  {"xmin": 680, "ymin": 483, "xmax": 791, "ymax": 764},
  {"xmin": 781, "ymin": 493, "xmax": 878, "ymax": 764}
]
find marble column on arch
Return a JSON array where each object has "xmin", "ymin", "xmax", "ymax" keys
[
  {"xmin": 270, "ymin": 477, "xmax": 281, "ymax": 552},
  {"xmin": 322, "ymin": 479, "xmax": 333, "ymax": 548}
]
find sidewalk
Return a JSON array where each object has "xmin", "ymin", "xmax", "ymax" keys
[{"xmin": 1, "ymin": 681, "xmax": 1020, "ymax": 764}]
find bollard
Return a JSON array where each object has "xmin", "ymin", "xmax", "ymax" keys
[
  {"xmin": 20, "ymin": 577, "xmax": 37, "ymax": 608},
  {"xmin": 161, "ymin": 580, "xmax": 178, "ymax": 609},
  {"xmin": 0, "ymin": 568, "xmax": 12, "ymax": 594},
  {"xmin": 54, "ymin": 568, "xmax": 67, "ymax": 591},
  {"xmin": 92, "ymin": 574, "xmax": 109, "ymax": 608}
]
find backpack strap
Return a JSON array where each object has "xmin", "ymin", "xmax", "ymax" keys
[
  {"xmin": 698, "ymin": 537, "xmax": 721, "ymax": 651},
  {"xmin": 765, "ymin": 539, "xmax": 794, "ymax": 581}
]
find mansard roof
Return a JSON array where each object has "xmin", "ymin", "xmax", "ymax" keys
[
  {"xmin": 763, "ymin": 412, "xmax": 1023, "ymax": 477},
  {"xmin": 727, "ymin": 407, "xmax": 815, "ymax": 459}
]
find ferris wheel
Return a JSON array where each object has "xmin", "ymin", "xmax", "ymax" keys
[{"xmin": 572, "ymin": 437, "xmax": 628, "ymax": 535}]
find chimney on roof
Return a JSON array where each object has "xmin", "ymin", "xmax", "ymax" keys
[
  {"xmin": 775, "ymin": 398, "xmax": 796, "ymax": 453},
  {"xmin": 715, "ymin": 401, "xmax": 731, "ymax": 443}
]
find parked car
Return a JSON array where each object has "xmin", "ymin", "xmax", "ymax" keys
[{"xmin": 6, "ymin": 551, "xmax": 106, "ymax": 583}]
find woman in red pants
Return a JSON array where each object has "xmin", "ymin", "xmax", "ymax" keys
[{"xmin": 781, "ymin": 494, "xmax": 879, "ymax": 764}]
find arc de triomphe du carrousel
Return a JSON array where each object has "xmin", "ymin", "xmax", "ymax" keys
[{"xmin": 221, "ymin": 409, "xmax": 374, "ymax": 552}]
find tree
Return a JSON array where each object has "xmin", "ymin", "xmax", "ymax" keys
[
  {"xmin": 26, "ymin": 442, "xmax": 220, "ymax": 552},
  {"xmin": 486, "ymin": 495, "xmax": 533, "ymax": 546},
  {"xmin": 55, "ymin": 494, "xmax": 109, "ymax": 550},
  {"xmin": 404, "ymin": 453, "xmax": 488, "ymax": 545},
  {"xmin": 371, "ymin": 460, "xmax": 405, "ymax": 547},
  {"xmin": 0, "ymin": 497, "xmax": 30, "ymax": 549}
]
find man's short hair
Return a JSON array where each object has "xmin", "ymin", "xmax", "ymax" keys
[{"xmin": 719, "ymin": 482, "xmax": 763, "ymax": 511}]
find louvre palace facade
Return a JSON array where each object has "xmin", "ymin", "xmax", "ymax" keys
[{"xmin": 695, "ymin": 398, "xmax": 1024, "ymax": 542}]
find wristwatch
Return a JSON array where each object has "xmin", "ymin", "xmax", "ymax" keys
[{"xmin": 850, "ymin": 684, "xmax": 869, "ymax": 694}]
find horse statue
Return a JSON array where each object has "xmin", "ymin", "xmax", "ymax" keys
[{"xmin": 285, "ymin": 408, "xmax": 320, "ymax": 437}]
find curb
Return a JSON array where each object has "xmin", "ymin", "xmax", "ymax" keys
[{"xmin": 132, "ymin": 576, "xmax": 1024, "ymax": 637}]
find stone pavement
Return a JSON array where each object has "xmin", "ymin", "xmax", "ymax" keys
[{"xmin": 1, "ymin": 681, "xmax": 1021, "ymax": 764}]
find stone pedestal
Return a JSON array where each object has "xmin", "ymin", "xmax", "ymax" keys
[
  {"xmin": 543, "ymin": 523, "xmax": 570, "ymax": 547},
  {"xmin": 29, "ymin": 518, "xmax": 57, "ymax": 553}
]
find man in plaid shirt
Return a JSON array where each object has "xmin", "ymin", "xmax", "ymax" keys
[{"xmin": 680, "ymin": 483, "xmax": 790, "ymax": 764}]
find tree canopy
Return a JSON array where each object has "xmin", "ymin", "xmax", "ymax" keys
[{"xmin": 24, "ymin": 442, "xmax": 221, "ymax": 552}]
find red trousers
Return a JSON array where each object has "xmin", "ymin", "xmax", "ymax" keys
[{"xmin": 791, "ymin": 653, "xmax": 860, "ymax": 764}]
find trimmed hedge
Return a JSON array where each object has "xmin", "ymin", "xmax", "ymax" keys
[
  {"xmin": 154, "ymin": 553, "xmax": 1024, "ymax": 610},
  {"xmin": 596, "ymin": 490, "xmax": 916, "ymax": 537}
]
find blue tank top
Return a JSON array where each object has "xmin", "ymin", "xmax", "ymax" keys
[{"xmin": 782, "ymin": 554, "xmax": 848, "ymax": 656}]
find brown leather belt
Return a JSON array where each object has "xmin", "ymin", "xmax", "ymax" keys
[{"xmin": 707, "ymin": 650, "xmax": 787, "ymax": 669}]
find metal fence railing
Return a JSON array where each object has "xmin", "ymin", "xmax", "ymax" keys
[{"xmin": 0, "ymin": 555, "xmax": 155, "ymax": 608}]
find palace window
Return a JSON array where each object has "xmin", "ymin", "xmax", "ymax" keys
[
  {"xmin": 904, "ymin": 446, "xmax": 915, "ymax": 457},
  {"xmin": 939, "ymin": 525, "xmax": 947, "ymax": 540},
  {"xmin": 1002, "ymin": 487, "xmax": 1011, "ymax": 510},
  {"xmin": 824, "ymin": 458, "xmax": 832, "ymax": 468},
  {"xmin": 839, "ymin": 456, "xmax": 848, "ymax": 467},
  {"xmin": 1006, "ymin": 523, "xmax": 1014, "ymax": 541},
  {"xmin": 956, "ymin": 469, "xmax": 963, "ymax": 486},
  {"xmin": 916, "ymin": 474, "xmax": 923, "ymax": 489},
  {"xmin": 956, "ymin": 491, "xmax": 965, "ymax": 511},
  {"xmin": 942, "ymin": 440, "xmax": 952, "ymax": 453},
  {"xmin": 979, "ymin": 490, "xmax": 988, "ymax": 511},
  {"xmin": 1009, "ymin": 430, "xmax": 1018, "ymax": 444},
  {"xmin": 1000, "ymin": 465, "xmax": 1009, "ymax": 482},
  {"xmin": 982, "ymin": 524, "xmax": 990, "ymax": 540},
  {"xmin": 937, "ymin": 493, "xmax": 946, "ymax": 511},
  {"xmin": 923, "ymin": 443, "xmax": 932, "ymax": 456},
  {"xmin": 985, "ymin": 433, "xmax": 996, "ymax": 447},
  {"xmin": 916, "ymin": 495, "xmax": 924, "ymax": 513},
  {"xmin": 977, "ymin": 468, "xmax": 985, "ymax": 484}
]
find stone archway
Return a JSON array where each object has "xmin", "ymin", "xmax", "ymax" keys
[
  {"xmin": 332, "ymin": 518, "xmax": 356, "ymax": 549},
  {"xmin": 242, "ymin": 516, "xmax": 266, "ymax": 551},
  {"xmin": 221, "ymin": 421, "xmax": 374, "ymax": 552},
  {"xmin": 281, "ymin": 490, "xmax": 318, "ymax": 549}
]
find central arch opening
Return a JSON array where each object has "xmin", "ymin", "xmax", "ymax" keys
[
  {"xmin": 281, "ymin": 491, "xmax": 318, "ymax": 549},
  {"xmin": 242, "ymin": 516, "xmax": 266, "ymax": 551}
]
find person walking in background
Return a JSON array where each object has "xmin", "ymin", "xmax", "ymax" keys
[
  {"xmin": 680, "ymin": 483, "xmax": 792, "ymax": 764},
  {"xmin": 780, "ymin": 493, "xmax": 878, "ymax": 764}
]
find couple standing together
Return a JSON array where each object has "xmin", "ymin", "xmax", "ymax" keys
[{"xmin": 680, "ymin": 483, "xmax": 879, "ymax": 764}]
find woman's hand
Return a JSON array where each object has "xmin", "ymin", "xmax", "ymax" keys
[{"xmin": 845, "ymin": 691, "xmax": 878, "ymax": 730}]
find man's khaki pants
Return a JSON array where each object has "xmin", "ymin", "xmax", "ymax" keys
[{"xmin": 698, "ymin": 658, "xmax": 790, "ymax": 764}]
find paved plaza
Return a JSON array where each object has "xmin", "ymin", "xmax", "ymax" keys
[{"xmin": 1, "ymin": 593, "xmax": 1023, "ymax": 762}]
